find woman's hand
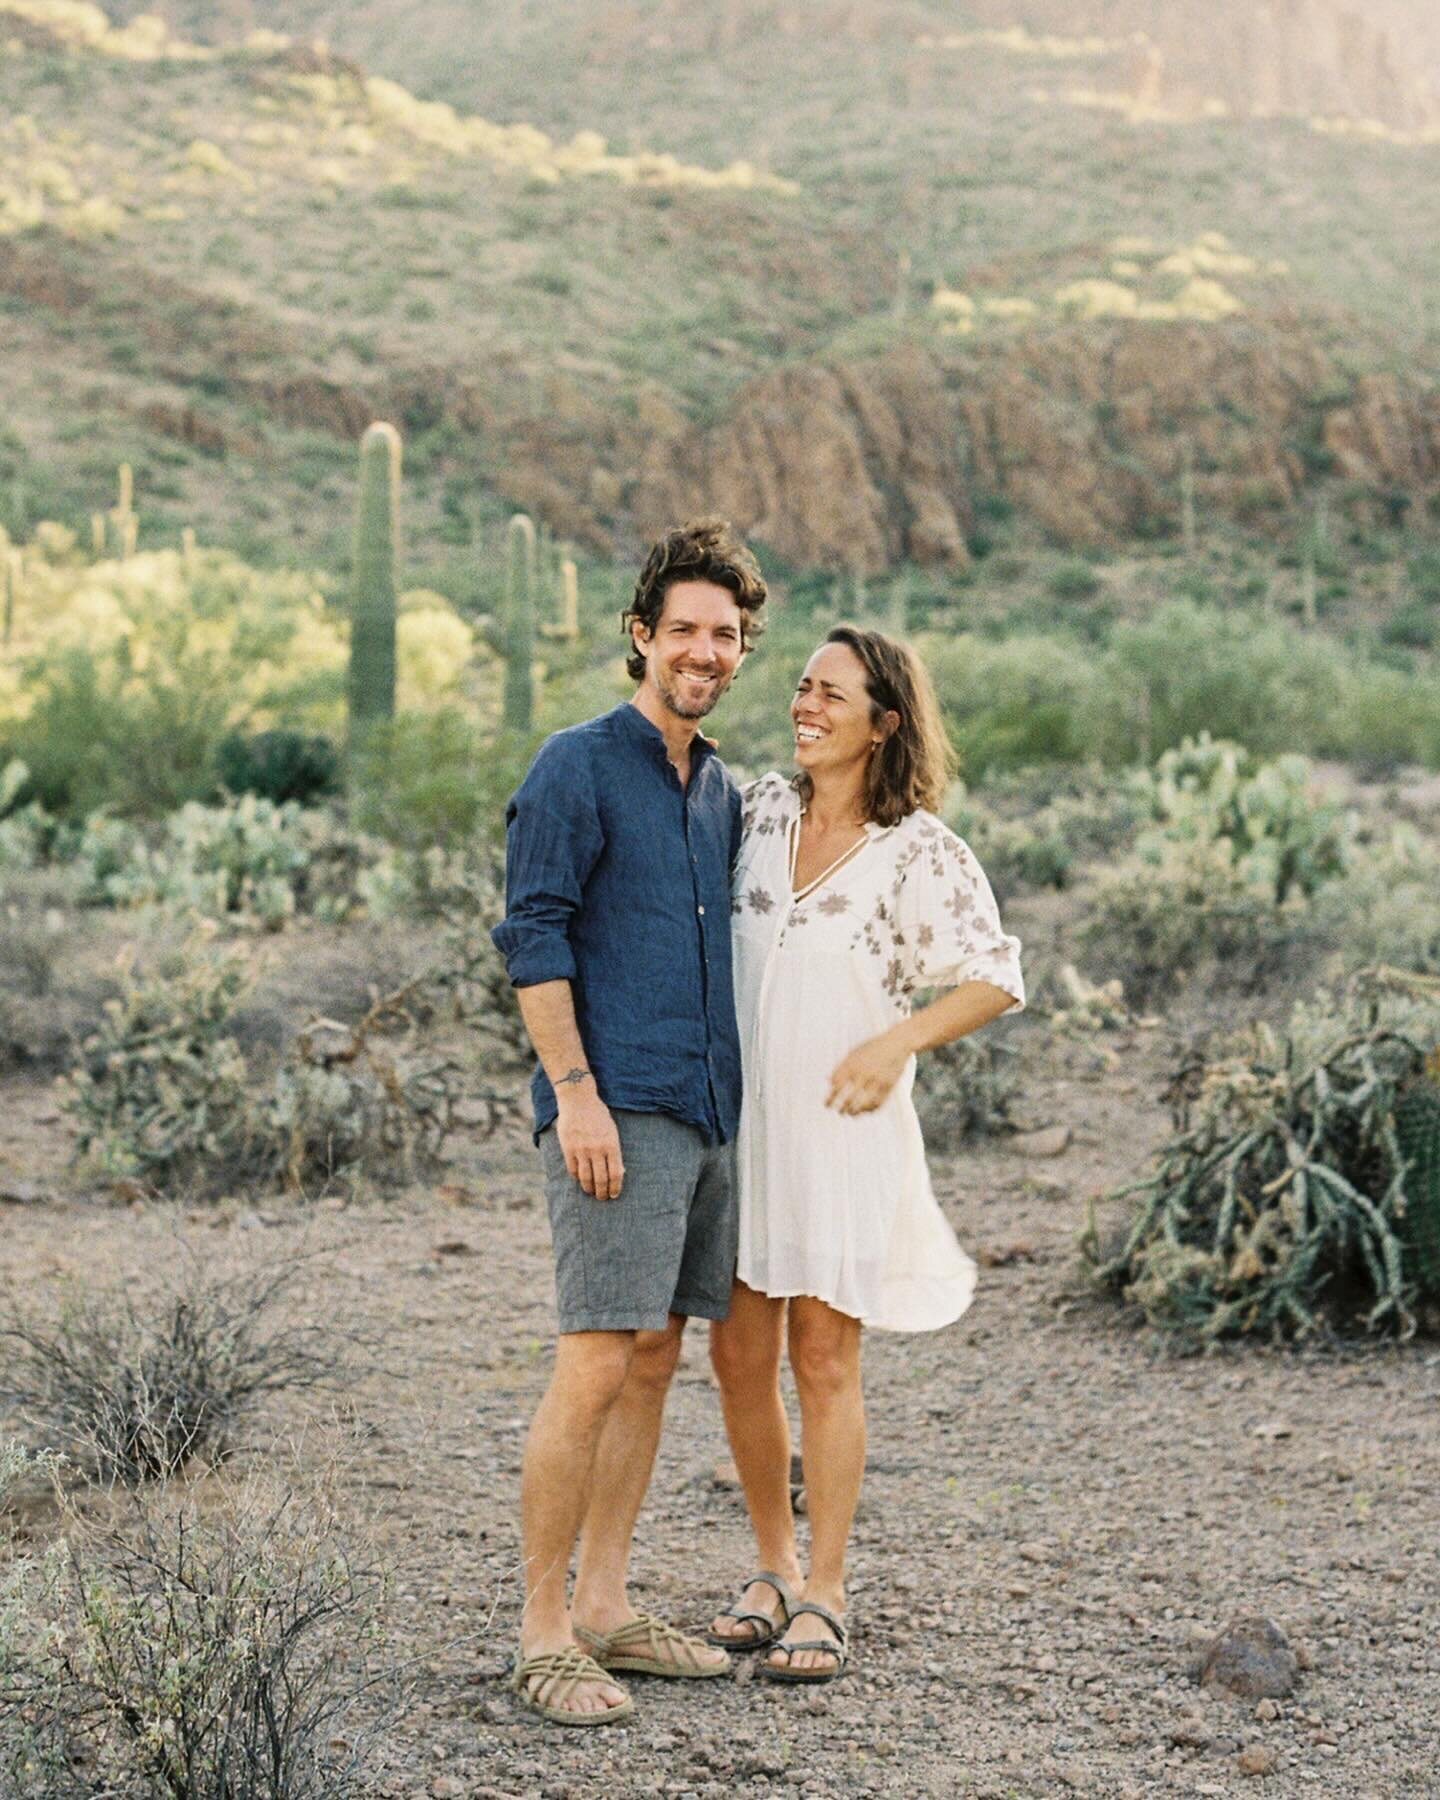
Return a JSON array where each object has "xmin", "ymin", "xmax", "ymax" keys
[{"xmin": 826, "ymin": 1031, "xmax": 910, "ymax": 1116}]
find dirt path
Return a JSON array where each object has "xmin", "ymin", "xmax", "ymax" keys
[{"xmin": 3, "ymin": 1050, "xmax": 1439, "ymax": 1799}]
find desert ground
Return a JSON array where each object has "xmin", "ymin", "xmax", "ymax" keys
[{"xmin": 4, "ymin": 973, "xmax": 1437, "ymax": 1800}]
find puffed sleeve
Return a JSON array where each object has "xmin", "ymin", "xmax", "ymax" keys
[
  {"xmin": 894, "ymin": 817, "xmax": 1025, "ymax": 1008},
  {"xmin": 490, "ymin": 736, "xmax": 604, "ymax": 988}
]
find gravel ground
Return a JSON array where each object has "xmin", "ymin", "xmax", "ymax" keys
[{"xmin": 4, "ymin": 1036, "xmax": 1439, "ymax": 1800}]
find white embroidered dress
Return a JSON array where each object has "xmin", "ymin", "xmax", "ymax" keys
[{"xmin": 732, "ymin": 773, "xmax": 1025, "ymax": 1331}]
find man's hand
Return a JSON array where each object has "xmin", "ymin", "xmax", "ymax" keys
[
  {"xmin": 557, "ymin": 1087, "xmax": 625, "ymax": 1199},
  {"xmin": 826, "ymin": 1031, "xmax": 910, "ymax": 1117}
]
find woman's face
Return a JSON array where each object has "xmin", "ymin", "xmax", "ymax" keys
[{"xmin": 791, "ymin": 641, "xmax": 880, "ymax": 779}]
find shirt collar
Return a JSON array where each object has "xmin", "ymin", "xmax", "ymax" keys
[{"xmin": 612, "ymin": 701, "xmax": 719, "ymax": 767}]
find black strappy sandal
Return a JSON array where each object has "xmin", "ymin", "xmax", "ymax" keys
[
  {"xmin": 758, "ymin": 1600, "xmax": 849, "ymax": 1684},
  {"xmin": 704, "ymin": 1569, "xmax": 796, "ymax": 1651}
]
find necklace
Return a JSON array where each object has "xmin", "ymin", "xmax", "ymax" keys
[{"xmin": 787, "ymin": 810, "xmax": 869, "ymax": 901}]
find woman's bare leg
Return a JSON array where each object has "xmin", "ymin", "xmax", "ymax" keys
[
  {"xmin": 777, "ymin": 1295, "xmax": 864, "ymax": 1672},
  {"xmin": 708, "ymin": 1282, "xmax": 802, "ymax": 1640}
]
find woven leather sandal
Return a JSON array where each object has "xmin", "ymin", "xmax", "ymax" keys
[
  {"xmin": 510, "ymin": 1644, "xmax": 635, "ymax": 1725},
  {"xmin": 575, "ymin": 1613, "xmax": 730, "ymax": 1678},
  {"xmin": 758, "ymin": 1601, "xmax": 849, "ymax": 1685},
  {"xmin": 704, "ymin": 1569, "xmax": 796, "ymax": 1651}
]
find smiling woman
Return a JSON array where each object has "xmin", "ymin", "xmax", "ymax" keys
[{"xmin": 710, "ymin": 625, "xmax": 1024, "ymax": 1686}]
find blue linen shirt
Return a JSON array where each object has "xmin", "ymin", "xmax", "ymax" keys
[{"xmin": 491, "ymin": 702, "xmax": 744, "ymax": 1144}]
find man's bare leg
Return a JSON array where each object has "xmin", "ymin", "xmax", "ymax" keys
[
  {"xmin": 570, "ymin": 1314, "xmax": 728, "ymax": 1673},
  {"xmin": 517, "ymin": 1329, "xmax": 633, "ymax": 1715},
  {"xmin": 709, "ymin": 1283, "xmax": 804, "ymax": 1642}
]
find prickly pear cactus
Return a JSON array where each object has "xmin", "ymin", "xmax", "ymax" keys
[{"xmin": 1395, "ymin": 1070, "xmax": 1440, "ymax": 1302}]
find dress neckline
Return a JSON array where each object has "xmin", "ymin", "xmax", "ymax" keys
[{"xmin": 785, "ymin": 810, "xmax": 879, "ymax": 902}]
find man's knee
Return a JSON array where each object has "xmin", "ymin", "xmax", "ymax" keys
[
  {"xmin": 550, "ymin": 1330, "xmax": 637, "ymax": 1417},
  {"xmin": 628, "ymin": 1315, "xmax": 685, "ymax": 1392}
]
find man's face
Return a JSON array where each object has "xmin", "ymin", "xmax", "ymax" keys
[{"xmin": 633, "ymin": 579, "xmax": 745, "ymax": 721}]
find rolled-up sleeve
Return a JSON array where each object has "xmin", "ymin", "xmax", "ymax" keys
[{"xmin": 491, "ymin": 739, "xmax": 604, "ymax": 989}]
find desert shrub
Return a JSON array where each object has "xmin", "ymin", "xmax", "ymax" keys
[
  {"xmin": 1380, "ymin": 598, "xmax": 1437, "ymax": 651},
  {"xmin": 0, "ymin": 1261, "xmax": 347, "ymax": 1484},
  {"xmin": 350, "ymin": 709, "xmax": 538, "ymax": 853},
  {"xmin": 925, "ymin": 631, "xmax": 1102, "ymax": 775},
  {"xmin": 1087, "ymin": 602, "xmax": 1346, "ymax": 764},
  {"xmin": 1078, "ymin": 863, "xmax": 1307, "ymax": 1008},
  {"xmin": 1086, "ymin": 978, "xmax": 1440, "ymax": 1342},
  {"xmin": 1045, "ymin": 557, "xmax": 1103, "ymax": 601},
  {"xmin": 15, "ymin": 1474, "xmax": 395, "ymax": 1798},
  {"xmin": 361, "ymin": 843, "xmax": 529, "ymax": 1069},
  {"xmin": 215, "ymin": 728, "xmax": 341, "ymax": 806},
  {"xmin": 1, "ymin": 1445, "xmax": 74, "ymax": 1800},
  {"xmin": 1320, "ymin": 661, "xmax": 1440, "ymax": 770},
  {"xmin": 62, "ymin": 934, "xmax": 502, "ymax": 1199},
  {"xmin": 4, "ymin": 641, "xmax": 237, "ymax": 818},
  {"xmin": 951, "ymin": 775, "xmax": 1144, "ymax": 900},
  {"xmin": 1308, "ymin": 826, "xmax": 1440, "ymax": 977},
  {"xmin": 914, "ymin": 1034, "xmax": 1022, "ymax": 1149},
  {"xmin": 63, "ymin": 942, "xmax": 257, "ymax": 1189}
]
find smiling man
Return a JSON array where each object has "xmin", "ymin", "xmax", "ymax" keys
[{"xmin": 492, "ymin": 518, "xmax": 767, "ymax": 1726}]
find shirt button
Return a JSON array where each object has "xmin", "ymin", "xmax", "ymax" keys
[{"xmin": 697, "ymin": 905, "xmax": 705, "ymax": 915}]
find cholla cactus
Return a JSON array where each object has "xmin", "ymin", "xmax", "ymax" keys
[
  {"xmin": 348, "ymin": 421, "xmax": 401, "ymax": 738},
  {"xmin": 504, "ymin": 512, "xmax": 536, "ymax": 732}
]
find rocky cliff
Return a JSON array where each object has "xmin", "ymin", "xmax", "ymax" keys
[{"xmin": 624, "ymin": 329, "xmax": 1440, "ymax": 570}]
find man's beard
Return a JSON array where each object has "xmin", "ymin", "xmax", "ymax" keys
[{"xmin": 655, "ymin": 662, "xmax": 729, "ymax": 720}]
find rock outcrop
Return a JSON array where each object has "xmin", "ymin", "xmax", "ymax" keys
[{"xmin": 630, "ymin": 326, "xmax": 1440, "ymax": 570}]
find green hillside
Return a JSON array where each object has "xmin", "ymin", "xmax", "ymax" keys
[{"xmin": 2, "ymin": 0, "xmax": 1438, "ymax": 585}]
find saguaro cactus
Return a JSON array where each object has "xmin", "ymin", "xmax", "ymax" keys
[
  {"xmin": 2, "ymin": 547, "xmax": 20, "ymax": 646},
  {"xmin": 349, "ymin": 421, "xmax": 401, "ymax": 736},
  {"xmin": 504, "ymin": 512, "xmax": 537, "ymax": 732},
  {"xmin": 111, "ymin": 461, "xmax": 137, "ymax": 559}
]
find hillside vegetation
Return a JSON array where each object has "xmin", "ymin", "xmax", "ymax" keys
[{"xmin": 2, "ymin": 0, "xmax": 1438, "ymax": 580}]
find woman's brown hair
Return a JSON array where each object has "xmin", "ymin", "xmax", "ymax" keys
[{"xmin": 796, "ymin": 625, "xmax": 956, "ymax": 828}]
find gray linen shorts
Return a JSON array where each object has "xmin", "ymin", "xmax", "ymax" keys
[{"xmin": 538, "ymin": 1110, "xmax": 737, "ymax": 1334}]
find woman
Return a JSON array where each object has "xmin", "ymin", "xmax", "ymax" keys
[{"xmin": 708, "ymin": 626, "xmax": 1024, "ymax": 1684}]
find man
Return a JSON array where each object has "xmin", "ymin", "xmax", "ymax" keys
[{"xmin": 492, "ymin": 518, "xmax": 767, "ymax": 1725}]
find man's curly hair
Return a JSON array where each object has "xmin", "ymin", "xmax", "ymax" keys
[{"xmin": 622, "ymin": 518, "xmax": 767, "ymax": 680}]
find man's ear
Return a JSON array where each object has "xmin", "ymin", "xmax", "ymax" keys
[{"xmin": 631, "ymin": 618, "xmax": 651, "ymax": 660}]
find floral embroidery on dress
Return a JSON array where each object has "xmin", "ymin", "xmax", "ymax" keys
[
  {"xmin": 746, "ymin": 885, "xmax": 775, "ymax": 915},
  {"xmin": 816, "ymin": 890, "xmax": 851, "ymax": 916}
]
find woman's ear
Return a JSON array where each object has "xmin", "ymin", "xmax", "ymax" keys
[{"xmin": 879, "ymin": 709, "xmax": 901, "ymax": 743}]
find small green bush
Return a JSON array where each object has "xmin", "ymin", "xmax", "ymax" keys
[
  {"xmin": 925, "ymin": 631, "xmax": 1100, "ymax": 776},
  {"xmin": 0, "ymin": 1261, "xmax": 347, "ymax": 1484},
  {"xmin": 350, "ymin": 708, "xmax": 539, "ymax": 851},
  {"xmin": 1088, "ymin": 602, "xmax": 1347, "ymax": 765},
  {"xmin": 215, "ymin": 728, "xmax": 341, "ymax": 805},
  {"xmin": 5, "ymin": 1471, "xmax": 395, "ymax": 1798},
  {"xmin": 1045, "ymin": 558, "xmax": 1103, "ymax": 601},
  {"xmin": 914, "ymin": 1034, "xmax": 1022, "ymax": 1148}
]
